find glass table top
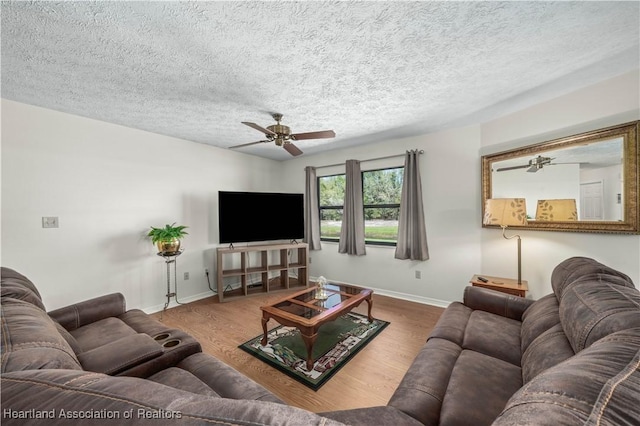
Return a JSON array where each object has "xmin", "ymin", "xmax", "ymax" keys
[{"xmin": 269, "ymin": 283, "xmax": 368, "ymax": 319}]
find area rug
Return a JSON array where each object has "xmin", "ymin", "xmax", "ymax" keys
[{"xmin": 239, "ymin": 312, "xmax": 389, "ymax": 390}]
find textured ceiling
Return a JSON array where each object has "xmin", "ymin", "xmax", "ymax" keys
[{"xmin": 2, "ymin": 1, "xmax": 639, "ymax": 161}]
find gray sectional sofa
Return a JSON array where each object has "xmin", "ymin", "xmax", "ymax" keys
[{"xmin": 2, "ymin": 257, "xmax": 640, "ymax": 425}]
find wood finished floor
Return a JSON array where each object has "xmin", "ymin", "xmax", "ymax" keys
[{"xmin": 151, "ymin": 291, "xmax": 444, "ymax": 413}]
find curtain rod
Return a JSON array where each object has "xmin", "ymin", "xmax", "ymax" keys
[{"xmin": 312, "ymin": 149, "xmax": 424, "ymax": 170}]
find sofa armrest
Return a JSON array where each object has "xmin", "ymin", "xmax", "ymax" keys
[
  {"xmin": 48, "ymin": 293, "xmax": 127, "ymax": 331},
  {"xmin": 463, "ymin": 286, "xmax": 534, "ymax": 321},
  {"xmin": 77, "ymin": 333, "xmax": 163, "ymax": 375}
]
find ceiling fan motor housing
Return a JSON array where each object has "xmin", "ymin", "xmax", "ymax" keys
[{"xmin": 266, "ymin": 124, "xmax": 291, "ymax": 146}]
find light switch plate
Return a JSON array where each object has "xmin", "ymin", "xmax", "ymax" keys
[{"xmin": 42, "ymin": 217, "xmax": 59, "ymax": 228}]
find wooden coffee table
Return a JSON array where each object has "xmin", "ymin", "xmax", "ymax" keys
[{"xmin": 260, "ymin": 283, "xmax": 373, "ymax": 371}]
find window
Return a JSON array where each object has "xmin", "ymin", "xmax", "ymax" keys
[
  {"xmin": 318, "ymin": 167, "xmax": 404, "ymax": 246},
  {"xmin": 318, "ymin": 174, "xmax": 345, "ymax": 242}
]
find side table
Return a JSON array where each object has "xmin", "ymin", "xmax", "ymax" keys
[
  {"xmin": 158, "ymin": 250, "xmax": 184, "ymax": 310},
  {"xmin": 470, "ymin": 274, "xmax": 528, "ymax": 297}
]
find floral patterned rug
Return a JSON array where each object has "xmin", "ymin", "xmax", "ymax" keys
[{"xmin": 239, "ymin": 312, "xmax": 389, "ymax": 390}]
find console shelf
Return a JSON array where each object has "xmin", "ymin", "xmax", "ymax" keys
[{"xmin": 216, "ymin": 243, "xmax": 309, "ymax": 302}]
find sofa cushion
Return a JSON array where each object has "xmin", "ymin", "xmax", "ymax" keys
[
  {"xmin": 177, "ymin": 352, "xmax": 284, "ymax": 403},
  {"xmin": 118, "ymin": 309, "xmax": 172, "ymax": 336},
  {"xmin": 440, "ymin": 350, "xmax": 522, "ymax": 426},
  {"xmin": 428, "ymin": 300, "xmax": 522, "ymax": 366},
  {"xmin": 0, "ymin": 267, "xmax": 46, "ymax": 310},
  {"xmin": 1, "ymin": 298, "xmax": 81, "ymax": 372},
  {"xmin": 560, "ymin": 277, "xmax": 640, "ymax": 353},
  {"xmin": 494, "ymin": 328, "xmax": 640, "ymax": 426},
  {"xmin": 69, "ymin": 317, "xmax": 138, "ymax": 352},
  {"xmin": 521, "ymin": 323, "xmax": 574, "ymax": 383},
  {"xmin": 551, "ymin": 256, "xmax": 633, "ymax": 299},
  {"xmin": 388, "ymin": 338, "xmax": 463, "ymax": 425},
  {"xmin": 462, "ymin": 310, "xmax": 522, "ymax": 366},
  {"xmin": 520, "ymin": 293, "xmax": 560, "ymax": 352},
  {"xmin": 148, "ymin": 367, "xmax": 220, "ymax": 397}
]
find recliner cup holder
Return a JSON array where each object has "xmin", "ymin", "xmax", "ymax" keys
[
  {"xmin": 162, "ymin": 339, "xmax": 180, "ymax": 348},
  {"xmin": 153, "ymin": 333, "xmax": 171, "ymax": 341}
]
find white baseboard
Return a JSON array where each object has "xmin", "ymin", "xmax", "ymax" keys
[
  {"xmin": 143, "ymin": 279, "xmax": 452, "ymax": 314},
  {"xmin": 142, "ymin": 290, "xmax": 216, "ymax": 314},
  {"xmin": 371, "ymin": 288, "xmax": 451, "ymax": 308},
  {"xmin": 311, "ymin": 276, "xmax": 452, "ymax": 308}
]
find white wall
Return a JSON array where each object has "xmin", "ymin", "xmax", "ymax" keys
[
  {"xmin": 480, "ymin": 70, "xmax": 640, "ymax": 298},
  {"xmin": 1, "ymin": 100, "xmax": 281, "ymax": 311},
  {"xmin": 280, "ymin": 125, "xmax": 482, "ymax": 306},
  {"xmin": 492, "ymin": 164, "xmax": 580, "ymax": 219}
]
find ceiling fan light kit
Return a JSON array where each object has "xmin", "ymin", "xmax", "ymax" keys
[{"xmin": 231, "ymin": 113, "xmax": 335, "ymax": 156}]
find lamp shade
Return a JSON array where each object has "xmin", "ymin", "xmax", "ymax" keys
[
  {"xmin": 535, "ymin": 199, "xmax": 577, "ymax": 221},
  {"xmin": 483, "ymin": 198, "xmax": 527, "ymax": 226}
]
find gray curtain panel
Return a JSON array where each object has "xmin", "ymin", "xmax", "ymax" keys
[
  {"xmin": 339, "ymin": 160, "xmax": 366, "ymax": 255},
  {"xmin": 304, "ymin": 166, "xmax": 322, "ymax": 250},
  {"xmin": 395, "ymin": 150, "xmax": 429, "ymax": 260}
]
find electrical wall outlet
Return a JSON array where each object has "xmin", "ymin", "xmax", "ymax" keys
[
  {"xmin": 415, "ymin": 270, "xmax": 421, "ymax": 279},
  {"xmin": 205, "ymin": 268, "xmax": 209, "ymax": 274},
  {"xmin": 42, "ymin": 217, "xmax": 59, "ymax": 228},
  {"xmin": 184, "ymin": 272, "xmax": 190, "ymax": 280}
]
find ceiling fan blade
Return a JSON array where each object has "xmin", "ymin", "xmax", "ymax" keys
[
  {"xmin": 242, "ymin": 121, "xmax": 277, "ymax": 136},
  {"xmin": 283, "ymin": 142, "xmax": 303, "ymax": 156},
  {"xmin": 229, "ymin": 140, "xmax": 270, "ymax": 149},
  {"xmin": 550, "ymin": 162, "xmax": 588, "ymax": 167},
  {"xmin": 496, "ymin": 164, "xmax": 530, "ymax": 172},
  {"xmin": 291, "ymin": 130, "xmax": 336, "ymax": 140}
]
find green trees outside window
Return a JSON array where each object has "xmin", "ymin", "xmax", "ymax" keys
[{"xmin": 319, "ymin": 167, "xmax": 403, "ymax": 245}]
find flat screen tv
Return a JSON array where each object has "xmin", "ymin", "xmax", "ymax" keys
[{"xmin": 218, "ymin": 191, "xmax": 304, "ymax": 244}]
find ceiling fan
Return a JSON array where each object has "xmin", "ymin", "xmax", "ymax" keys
[
  {"xmin": 229, "ymin": 113, "xmax": 336, "ymax": 156},
  {"xmin": 496, "ymin": 155, "xmax": 555, "ymax": 173}
]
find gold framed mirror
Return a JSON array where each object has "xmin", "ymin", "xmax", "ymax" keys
[{"xmin": 482, "ymin": 121, "xmax": 639, "ymax": 234}]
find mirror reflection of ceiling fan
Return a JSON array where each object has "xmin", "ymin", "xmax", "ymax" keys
[
  {"xmin": 496, "ymin": 155, "xmax": 585, "ymax": 173},
  {"xmin": 496, "ymin": 155, "xmax": 554, "ymax": 173},
  {"xmin": 229, "ymin": 113, "xmax": 336, "ymax": 156}
]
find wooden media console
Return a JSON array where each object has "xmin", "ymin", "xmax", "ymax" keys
[{"xmin": 216, "ymin": 243, "xmax": 309, "ymax": 302}]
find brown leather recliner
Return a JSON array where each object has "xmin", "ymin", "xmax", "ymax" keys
[
  {"xmin": 322, "ymin": 257, "xmax": 640, "ymax": 425},
  {"xmin": 1, "ymin": 267, "xmax": 346, "ymax": 425}
]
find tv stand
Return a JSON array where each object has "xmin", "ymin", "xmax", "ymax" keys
[{"xmin": 216, "ymin": 243, "xmax": 309, "ymax": 303}]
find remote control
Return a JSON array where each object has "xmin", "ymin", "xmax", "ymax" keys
[{"xmin": 477, "ymin": 276, "xmax": 489, "ymax": 283}]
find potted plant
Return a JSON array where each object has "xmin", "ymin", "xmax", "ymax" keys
[{"xmin": 147, "ymin": 223, "xmax": 188, "ymax": 254}]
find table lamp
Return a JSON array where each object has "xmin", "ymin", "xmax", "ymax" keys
[{"xmin": 483, "ymin": 198, "xmax": 527, "ymax": 284}]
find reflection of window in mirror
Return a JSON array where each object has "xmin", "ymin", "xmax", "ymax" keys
[{"xmin": 491, "ymin": 137, "xmax": 623, "ymax": 222}]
